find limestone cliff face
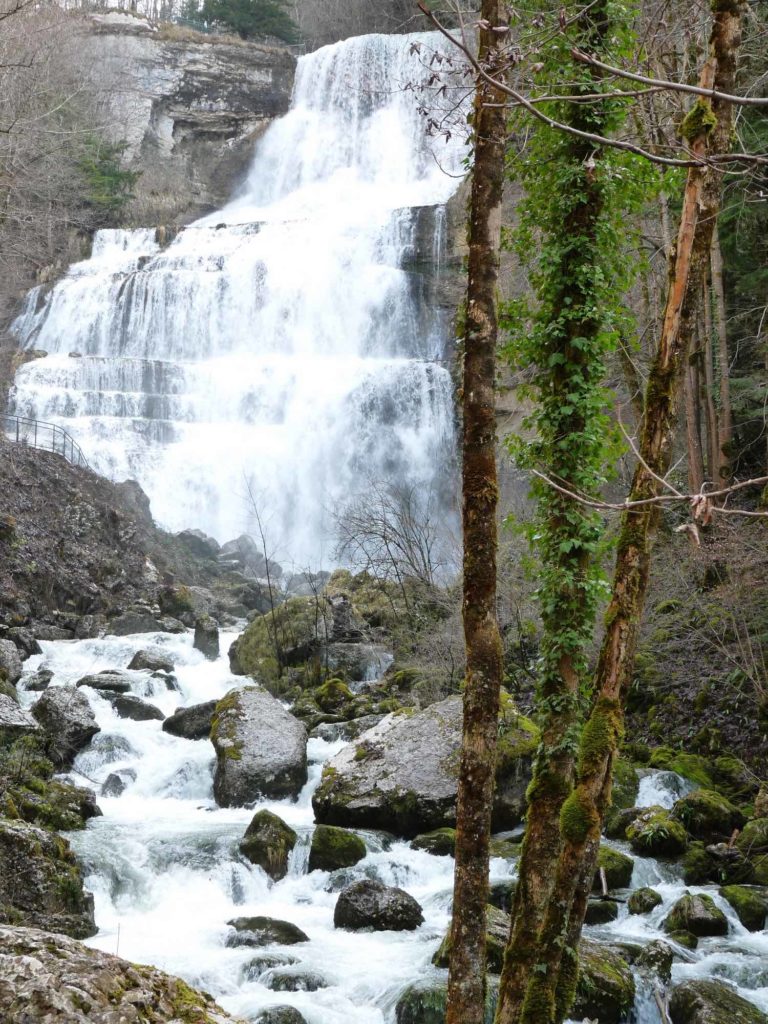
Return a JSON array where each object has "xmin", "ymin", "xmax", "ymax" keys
[{"xmin": 85, "ymin": 14, "xmax": 296, "ymax": 225}]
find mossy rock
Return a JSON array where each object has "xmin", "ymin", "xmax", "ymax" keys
[
  {"xmin": 411, "ymin": 828, "xmax": 456, "ymax": 857},
  {"xmin": 628, "ymin": 887, "xmax": 663, "ymax": 915},
  {"xmin": 489, "ymin": 837, "xmax": 520, "ymax": 860},
  {"xmin": 226, "ymin": 916, "xmax": 309, "ymax": 947},
  {"xmin": 572, "ymin": 939, "xmax": 636, "ymax": 1024},
  {"xmin": 627, "ymin": 807, "xmax": 688, "ymax": 857},
  {"xmin": 594, "ymin": 845, "xmax": 634, "ymax": 890},
  {"xmin": 496, "ymin": 693, "xmax": 540, "ymax": 776},
  {"xmin": 254, "ymin": 1008, "xmax": 308, "ymax": 1024},
  {"xmin": 395, "ymin": 979, "xmax": 498, "ymax": 1024},
  {"xmin": 233, "ymin": 597, "xmax": 332, "ymax": 694},
  {"xmin": 736, "ymin": 818, "xmax": 768, "ymax": 859},
  {"xmin": 663, "ymin": 892, "xmax": 728, "ymax": 937},
  {"xmin": 308, "ymin": 825, "xmax": 366, "ymax": 872},
  {"xmin": 669, "ymin": 979, "xmax": 768, "ymax": 1024},
  {"xmin": 585, "ymin": 899, "xmax": 619, "ymax": 925},
  {"xmin": 488, "ymin": 879, "xmax": 517, "ymax": 914},
  {"xmin": 682, "ymin": 842, "xmax": 718, "ymax": 885},
  {"xmin": 605, "ymin": 805, "xmax": 641, "ymax": 840},
  {"xmin": 671, "ymin": 789, "xmax": 746, "ymax": 842},
  {"xmin": 719, "ymin": 885, "xmax": 768, "ymax": 931},
  {"xmin": 611, "ymin": 757, "xmax": 640, "ymax": 810},
  {"xmin": 635, "ymin": 939, "xmax": 673, "ymax": 983},
  {"xmin": 238, "ymin": 810, "xmax": 297, "ymax": 882},
  {"xmin": 314, "ymin": 678, "xmax": 353, "ymax": 714},
  {"xmin": 648, "ymin": 748, "xmax": 714, "ymax": 788},
  {"xmin": 433, "ymin": 905, "xmax": 509, "ymax": 974},
  {"xmin": 668, "ymin": 929, "xmax": 699, "ymax": 950}
]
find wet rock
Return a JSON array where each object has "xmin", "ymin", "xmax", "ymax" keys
[
  {"xmin": 254, "ymin": 1009, "xmax": 308, "ymax": 1024},
  {"xmin": 313, "ymin": 696, "xmax": 536, "ymax": 837},
  {"xmin": 74, "ymin": 614, "xmax": 106, "ymax": 639},
  {"xmin": 31, "ymin": 622, "xmax": 74, "ymax": 641},
  {"xmin": 194, "ymin": 613, "xmax": 220, "ymax": 660},
  {"xmin": 669, "ymin": 979, "xmax": 768, "ymax": 1024},
  {"xmin": 736, "ymin": 818, "xmax": 768, "ymax": 859},
  {"xmin": 162, "ymin": 700, "xmax": 217, "ymax": 740},
  {"xmin": 0, "ymin": 694, "xmax": 40, "ymax": 744},
  {"xmin": 5, "ymin": 627, "xmax": 41, "ymax": 659},
  {"xmin": 395, "ymin": 982, "xmax": 498, "ymax": 1024},
  {"xmin": 240, "ymin": 953, "xmax": 298, "ymax": 981},
  {"xmin": 266, "ymin": 969, "xmax": 327, "ymax": 992},
  {"xmin": 211, "ymin": 687, "xmax": 308, "ymax": 806},
  {"xmin": 309, "ymin": 824, "xmax": 366, "ymax": 872},
  {"xmin": 627, "ymin": 806, "xmax": 688, "ymax": 856},
  {"xmin": 107, "ymin": 609, "xmax": 185, "ymax": 635},
  {"xmin": 101, "ymin": 768, "xmax": 137, "ymax": 797},
  {"xmin": 636, "ymin": 939, "xmax": 674, "ymax": 983},
  {"xmin": 671, "ymin": 789, "xmax": 746, "ymax": 842},
  {"xmin": 76, "ymin": 670, "xmax": 133, "ymax": 694},
  {"xmin": 334, "ymin": 879, "xmax": 423, "ymax": 932},
  {"xmin": 24, "ymin": 668, "xmax": 53, "ymax": 692},
  {"xmin": 0, "ymin": 639, "xmax": 23, "ymax": 684},
  {"xmin": 572, "ymin": 938, "xmax": 636, "ymax": 1024},
  {"xmin": 225, "ymin": 916, "xmax": 309, "ymax": 947},
  {"xmin": 128, "ymin": 648, "xmax": 175, "ymax": 673},
  {"xmin": 0, "ymin": 925, "xmax": 244, "ymax": 1022},
  {"xmin": 0, "ymin": 821, "xmax": 95, "ymax": 938},
  {"xmin": 668, "ymin": 930, "xmax": 699, "ymax": 949},
  {"xmin": 595, "ymin": 845, "xmax": 634, "ymax": 890},
  {"xmin": 239, "ymin": 810, "xmax": 297, "ymax": 881},
  {"xmin": 719, "ymin": 885, "xmax": 768, "ymax": 931},
  {"xmin": 488, "ymin": 879, "xmax": 517, "ymax": 914},
  {"xmin": 663, "ymin": 892, "xmax": 728, "ymax": 937},
  {"xmin": 412, "ymin": 828, "xmax": 457, "ymax": 856},
  {"xmin": 433, "ymin": 904, "xmax": 509, "ymax": 972},
  {"xmin": 177, "ymin": 528, "xmax": 221, "ymax": 559},
  {"xmin": 628, "ymin": 886, "xmax": 663, "ymax": 914},
  {"xmin": 107, "ymin": 693, "xmax": 165, "ymax": 722},
  {"xmin": 31, "ymin": 687, "xmax": 100, "ymax": 768},
  {"xmin": 585, "ymin": 898, "xmax": 619, "ymax": 924}
]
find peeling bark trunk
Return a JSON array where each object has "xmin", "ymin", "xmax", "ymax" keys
[
  {"xmin": 445, "ymin": 4, "xmax": 507, "ymax": 1023},
  {"xmin": 710, "ymin": 225, "xmax": 733, "ymax": 481},
  {"xmin": 702, "ymin": 281, "xmax": 721, "ymax": 483},
  {"xmin": 685, "ymin": 356, "xmax": 706, "ymax": 492}
]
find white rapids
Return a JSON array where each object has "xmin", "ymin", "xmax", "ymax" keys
[{"xmin": 10, "ymin": 32, "xmax": 468, "ymax": 562}]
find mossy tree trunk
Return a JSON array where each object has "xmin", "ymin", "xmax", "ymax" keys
[
  {"xmin": 504, "ymin": 6, "xmax": 746, "ymax": 1023},
  {"xmin": 445, "ymin": 4, "xmax": 507, "ymax": 1023}
]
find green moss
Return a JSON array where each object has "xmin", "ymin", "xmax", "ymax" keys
[
  {"xmin": 664, "ymin": 893, "xmax": 728, "ymax": 937},
  {"xmin": 667, "ymin": 929, "xmax": 698, "ymax": 950},
  {"xmin": 595, "ymin": 845, "xmax": 634, "ymax": 889},
  {"xmin": 239, "ymin": 810, "xmax": 297, "ymax": 881},
  {"xmin": 308, "ymin": 824, "xmax": 366, "ymax": 872},
  {"xmin": 314, "ymin": 678, "xmax": 353, "ymax": 713},
  {"xmin": 682, "ymin": 842, "xmax": 716, "ymax": 884},
  {"xmin": 648, "ymin": 748, "xmax": 714, "ymax": 787},
  {"xmin": 626, "ymin": 807, "xmax": 688, "ymax": 857},
  {"xmin": 496, "ymin": 703, "xmax": 540, "ymax": 776},
  {"xmin": 560, "ymin": 790, "xmax": 599, "ymax": 844},
  {"xmin": 719, "ymin": 885, "xmax": 768, "ymax": 931},
  {"xmin": 671, "ymin": 789, "xmax": 745, "ymax": 841},
  {"xmin": 628, "ymin": 887, "xmax": 662, "ymax": 914},
  {"xmin": 611, "ymin": 757, "xmax": 639, "ymax": 810},
  {"xmin": 412, "ymin": 828, "xmax": 456, "ymax": 856},
  {"xmin": 681, "ymin": 100, "xmax": 717, "ymax": 142}
]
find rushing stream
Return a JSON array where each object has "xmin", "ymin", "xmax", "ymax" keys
[
  {"xmin": 10, "ymin": 32, "xmax": 468, "ymax": 562},
  {"xmin": 17, "ymin": 629, "xmax": 768, "ymax": 1023}
]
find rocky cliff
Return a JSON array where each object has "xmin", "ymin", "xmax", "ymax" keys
[{"xmin": 85, "ymin": 13, "xmax": 296, "ymax": 225}]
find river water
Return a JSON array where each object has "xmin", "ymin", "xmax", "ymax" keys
[{"xmin": 17, "ymin": 629, "xmax": 768, "ymax": 1023}]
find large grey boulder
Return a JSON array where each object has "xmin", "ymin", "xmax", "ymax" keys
[
  {"xmin": 0, "ymin": 640, "xmax": 22, "ymax": 685},
  {"xmin": 0, "ymin": 926, "xmax": 245, "ymax": 1023},
  {"xmin": 211, "ymin": 687, "xmax": 308, "ymax": 806},
  {"xmin": 162, "ymin": 700, "xmax": 217, "ymax": 740},
  {"xmin": 333, "ymin": 879, "xmax": 423, "ymax": 932},
  {"xmin": 669, "ymin": 979, "xmax": 768, "ymax": 1024},
  {"xmin": 31, "ymin": 687, "xmax": 100, "ymax": 768},
  {"xmin": 76, "ymin": 670, "xmax": 132, "ymax": 694},
  {"xmin": 312, "ymin": 695, "xmax": 535, "ymax": 837},
  {"xmin": 0, "ymin": 821, "xmax": 95, "ymax": 938},
  {"xmin": 663, "ymin": 893, "xmax": 729, "ymax": 938},
  {"xmin": 194, "ymin": 613, "xmax": 220, "ymax": 660},
  {"xmin": 127, "ymin": 649, "xmax": 175, "ymax": 674},
  {"xmin": 107, "ymin": 693, "xmax": 164, "ymax": 722},
  {"xmin": 0, "ymin": 694, "xmax": 39, "ymax": 744}
]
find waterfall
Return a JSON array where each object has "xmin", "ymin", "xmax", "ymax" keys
[{"xmin": 10, "ymin": 33, "xmax": 468, "ymax": 565}]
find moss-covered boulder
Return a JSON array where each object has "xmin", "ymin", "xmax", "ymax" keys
[
  {"xmin": 648, "ymin": 749, "xmax": 714, "ymax": 788},
  {"xmin": 0, "ymin": 819, "xmax": 95, "ymax": 938},
  {"xmin": 238, "ymin": 810, "xmax": 297, "ymax": 881},
  {"xmin": 594, "ymin": 845, "xmax": 634, "ymax": 890},
  {"xmin": 719, "ymin": 885, "xmax": 768, "ymax": 932},
  {"xmin": 412, "ymin": 828, "xmax": 456, "ymax": 857},
  {"xmin": 668, "ymin": 930, "xmax": 699, "ymax": 949},
  {"xmin": 636, "ymin": 939, "xmax": 674, "ymax": 983},
  {"xmin": 612, "ymin": 757, "xmax": 640, "ymax": 810},
  {"xmin": 671, "ymin": 789, "xmax": 746, "ymax": 842},
  {"xmin": 663, "ymin": 893, "xmax": 728, "ymax": 937},
  {"xmin": 314, "ymin": 678, "xmax": 353, "ymax": 714},
  {"xmin": 395, "ymin": 980, "xmax": 498, "ymax": 1024},
  {"xmin": 628, "ymin": 887, "xmax": 663, "ymax": 915},
  {"xmin": 433, "ymin": 905, "xmax": 509, "ymax": 973},
  {"xmin": 736, "ymin": 818, "xmax": 768, "ymax": 859},
  {"xmin": 255, "ymin": 1009, "xmax": 307, "ymax": 1024},
  {"xmin": 308, "ymin": 824, "xmax": 366, "ymax": 872},
  {"xmin": 585, "ymin": 898, "xmax": 619, "ymax": 924},
  {"xmin": 312, "ymin": 696, "xmax": 535, "ymax": 838},
  {"xmin": 225, "ymin": 917, "xmax": 309, "ymax": 947},
  {"xmin": 572, "ymin": 939, "xmax": 636, "ymax": 1024},
  {"xmin": 211, "ymin": 687, "xmax": 307, "ymax": 806},
  {"xmin": 627, "ymin": 806, "xmax": 688, "ymax": 857},
  {"xmin": 0, "ymin": 925, "xmax": 245, "ymax": 1023},
  {"xmin": 669, "ymin": 979, "xmax": 768, "ymax": 1024}
]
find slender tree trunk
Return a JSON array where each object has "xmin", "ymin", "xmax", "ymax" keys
[
  {"xmin": 685, "ymin": 356, "xmax": 706, "ymax": 492},
  {"xmin": 702, "ymin": 280, "xmax": 721, "ymax": 482},
  {"xmin": 710, "ymin": 225, "xmax": 733, "ymax": 481},
  {"xmin": 505, "ymin": 8, "xmax": 746, "ymax": 1023},
  {"xmin": 445, "ymin": 4, "xmax": 507, "ymax": 1022}
]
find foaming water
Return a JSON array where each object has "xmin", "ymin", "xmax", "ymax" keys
[{"xmin": 10, "ymin": 33, "xmax": 468, "ymax": 560}]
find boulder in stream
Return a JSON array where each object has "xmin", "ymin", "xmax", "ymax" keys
[
  {"xmin": 671, "ymin": 788, "xmax": 746, "ymax": 842},
  {"xmin": 211, "ymin": 687, "xmax": 308, "ymax": 806},
  {"xmin": 107, "ymin": 693, "xmax": 165, "ymax": 722},
  {"xmin": 24, "ymin": 668, "xmax": 53, "ymax": 692},
  {"xmin": 595, "ymin": 845, "xmax": 634, "ymax": 890},
  {"xmin": 0, "ymin": 694, "xmax": 40, "ymax": 745},
  {"xmin": 0, "ymin": 925, "xmax": 245, "ymax": 1023},
  {"xmin": 308, "ymin": 824, "xmax": 366, "ymax": 872},
  {"xmin": 194, "ymin": 613, "xmax": 220, "ymax": 660},
  {"xmin": 162, "ymin": 700, "xmax": 218, "ymax": 740},
  {"xmin": 312, "ymin": 695, "xmax": 536, "ymax": 837},
  {"xmin": 627, "ymin": 805, "xmax": 689, "ymax": 856},
  {"xmin": 254, "ymin": 1009, "xmax": 308, "ymax": 1024},
  {"xmin": 31, "ymin": 686, "xmax": 100, "ymax": 768},
  {"xmin": 718, "ymin": 885, "xmax": 768, "ymax": 931},
  {"xmin": 663, "ymin": 892, "xmax": 729, "ymax": 937},
  {"xmin": 334, "ymin": 879, "xmax": 423, "ymax": 932},
  {"xmin": 628, "ymin": 886, "xmax": 663, "ymax": 915},
  {"xmin": 0, "ymin": 639, "xmax": 23, "ymax": 685},
  {"xmin": 128, "ymin": 648, "xmax": 175, "ymax": 673},
  {"xmin": 225, "ymin": 916, "xmax": 309, "ymax": 947},
  {"xmin": 572, "ymin": 938, "xmax": 636, "ymax": 1024},
  {"xmin": 239, "ymin": 810, "xmax": 297, "ymax": 881},
  {"xmin": 669, "ymin": 979, "xmax": 768, "ymax": 1024},
  {"xmin": 76, "ymin": 670, "xmax": 132, "ymax": 694},
  {"xmin": 101, "ymin": 768, "xmax": 137, "ymax": 797}
]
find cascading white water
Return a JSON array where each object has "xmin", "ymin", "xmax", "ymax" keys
[{"xmin": 10, "ymin": 33, "xmax": 468, "ymax": 563}]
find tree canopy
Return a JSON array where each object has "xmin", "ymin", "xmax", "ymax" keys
[{"xmin": 199, "ymin": 0, "xmax": 298, "ymax": 42}]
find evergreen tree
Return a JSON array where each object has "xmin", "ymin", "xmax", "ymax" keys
[{"xmin": 200, "ymin": 0, "xmax": 298, "ymax": 42}]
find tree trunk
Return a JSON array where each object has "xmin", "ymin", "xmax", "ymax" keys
[
  {"xmin": 702, "ymin": 280, "xmax": 721, "ymax": 483},
  {"xmin": 506, "ymin": 8, "xmax": 746, "ymax": 1023},
  {"xmin": 445, "ymin": 3, "xmax": 507, "ymax": 1022},
  {"xmin": 685, "ymin": 355, "xmax": 706, "ymax": 492},
  {"xmin": 710, "ymin": 225, "xmax": 733, "ymax": 481}
]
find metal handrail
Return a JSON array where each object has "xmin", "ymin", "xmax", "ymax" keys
[{"xmin": 2, "ymin": 415, "xmax": 90, "ymax": 469}]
